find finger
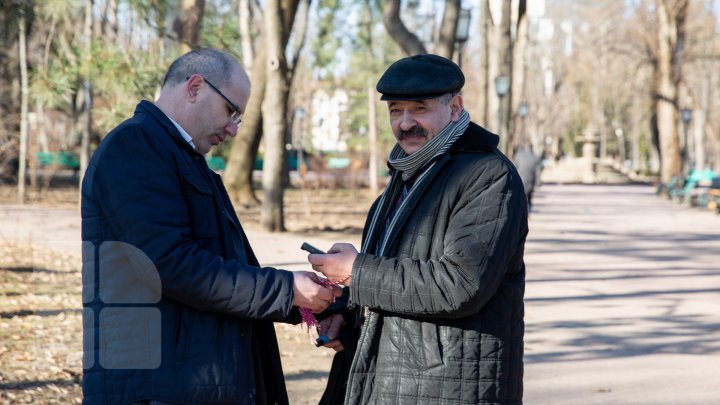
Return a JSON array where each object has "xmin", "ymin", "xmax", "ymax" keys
[
  {"xmin": 317, "ymin": 285, "xmax": 334, "ymax": 302},
  {"xmin": 327, "ymin": 243, "xmax": 347, "ymax": 254},
  {"xmin": 324, "ymin": 340, "xmax": 344, "ymax": 351},
  {"xmin": 332, "ymin": 285, "xmax": 343, "ymax": 297},
  {"xmin": 307, "ymin": 253, "xmax": 326, "ymax": 266},
  {"xmin": 325, "ymin": 315, "xmax": 345, "ymax": 340}
]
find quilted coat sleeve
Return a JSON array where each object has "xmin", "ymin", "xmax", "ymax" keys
[
  {"xmin": 83, "ymin": 125, "xmax": 295, "ymax": 320},
  {"xmin": 349, "ymin": 156, "xmax": 527, "ymax": 319}
]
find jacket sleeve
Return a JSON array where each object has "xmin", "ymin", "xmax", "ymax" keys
[
  {"xmin": 84, "ymin": 126, "xmax": 295, "ymax": 321},
  {"xmin": 349, "ymin": 157, "xmax": 527, "ymax": 319}
]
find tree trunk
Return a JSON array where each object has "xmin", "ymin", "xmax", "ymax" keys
[
  {"xmin": 382, "ymin": 0, "xmax": 426, "ymax": 56},
  {"xmin": 17, "ymin": 5, "xmax": 28, "ymax": 204},
  {"xmin": 654, "ymin": 0, "xmax": 688, "ymax": 185},
  {"xmin": 79, "ymin": 0, "xmax": 94, "ymax": 205},
  {"xmin": 225, "ymin": 44, "xmax": 267, "ymax": 207},
  {"xmin": 175, "ymin": 0, "xmax": 205, "ymax": 53},
  {"xmin": 239, "ymin": 0, "xmax": 254, "ymax": 70},
  {"xmin": 479, "ymin": 0, "xmax": 491, "ymax": 126},
  {"xmin": 435, "ymin": 0, "xmax": 460, "ymax": 59},
  {"xmin": 367, "ymin": 80, "xmax": 378, "ymax": 195},
  {"xmin": 261, "ymin": 0, "xmax": 290, "ymax": 232},
  {"xmin": 496, "ymin": 0, "xmax": 513, "ymax": 153},
  {"xmin": 510, "ymin": 0, "xmax": 527, "ymax": 151},
  {"xmin": 364, "ymin": 0, "xmax": 378, "ymax": 196}
]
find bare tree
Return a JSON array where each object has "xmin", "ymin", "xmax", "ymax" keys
[
  {"xmin": 224, "ymin": 43, "xmax": 267, "ymax": 207},
  {"xmin": 17, "ymin": 4, "xmax": 29, "ymax": 203},
  {"xmin": 654, "ymin": 0, "xmax": 688, "ymax": 185},
  {"xmin": 175, "ymin": 0, "xmax": 206, "ymax": 53},
  {"xmin": 78, "ymin": 0, "xmax": 94, "ymax": 205},
  {"xmin": 382, "ymin": 0, "xmax": 426, "ymax": 56},
  {"xmin": 260, "ymin": 0, "xmax": 307, "ymax": 232},
  {"xmin": 434, "ymin": 0, "xmax": 461, "ymax": 58},
  {"xmin": 225, "ymin": 0, "xmax": 307, "ymax": 210},
  {"xmin": 496, "ymin": 0, "xmax": 513, "ymax": 153}
]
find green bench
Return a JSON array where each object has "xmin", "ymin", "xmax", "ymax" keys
[{"xmin": 36, "ymin": 151, "xmax": 80, "ymax": 170}]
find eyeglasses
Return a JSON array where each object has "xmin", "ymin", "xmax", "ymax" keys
[{"xmin": 188, "ymin": 75, "xmax": 243, "ymax": 128}]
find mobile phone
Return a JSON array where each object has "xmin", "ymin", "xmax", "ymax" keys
[
  {"xmin": 315, "ymin": 335, "xmax": 331, "ymax": 347},
  {"xmin": 301, "ymin": 242, "xmax": 325, "ymax": 255}
]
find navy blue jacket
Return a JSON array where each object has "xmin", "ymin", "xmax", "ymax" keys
[{"xmin": 81, "ymin": 100, "xmax": 296, "ymax": 404}]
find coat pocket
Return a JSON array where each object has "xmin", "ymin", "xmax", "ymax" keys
[
  {"xmin": 422, "ymin": 321, "xmax": 443, "ymax": 369},
  {"xmin": 180, "ymin": 173, "xmax": 219, "ymax": 238}
]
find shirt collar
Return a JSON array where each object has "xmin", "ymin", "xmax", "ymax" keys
[{"xmin": 166, "ymin": 115, "xmax": 195, "ymax": 150}]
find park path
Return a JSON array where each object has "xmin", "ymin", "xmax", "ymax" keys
[
  {"xmin": 1, "ymin": 183, "xmax": 719, "ymax": 404},
  {"xmin": 524, "ymin": 184, "xmax": 720, "ymax": 404}
]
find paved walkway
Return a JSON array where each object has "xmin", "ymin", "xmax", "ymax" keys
[
  {"xmin": 1, "ymin": 183, "xmax": 719, "ymax": 403},
  {"xmin": 524, "ymin": 184, "xmax": 720, "ymax": 404}
]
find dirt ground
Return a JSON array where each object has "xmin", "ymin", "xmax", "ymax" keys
[{"xmin": 0, "ymin": 182, "xmax": 374, "ymax": 404}]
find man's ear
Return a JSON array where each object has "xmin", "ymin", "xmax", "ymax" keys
[
  {"xmin": 450, "ymin": 95, "xmax": 464, "ymax": 121},
  {"xmin": 186, "ymin": 74, "xmax": 203, "ymax": 102}
]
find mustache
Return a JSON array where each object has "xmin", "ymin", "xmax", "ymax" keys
[{"xmin": 398, "ymin": 126, "xmax": 428, "ymax": 140}]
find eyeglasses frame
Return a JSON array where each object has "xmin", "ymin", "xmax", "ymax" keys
[{"xmin": 187, "ymin": 75, "xmax": 243, "ymax": 128}]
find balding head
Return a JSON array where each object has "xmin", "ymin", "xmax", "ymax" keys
[{"xmin": 162, "ymin": 48, "xmax": 250, "ymax": 93}]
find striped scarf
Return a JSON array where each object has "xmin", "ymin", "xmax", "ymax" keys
[
  {"xmin": 387, "ymin": 109, "xmax": 470, "ymax": 181},
  {"xmin": 361, "ymin": 109, "xmax": 470, "ymax": 255}
]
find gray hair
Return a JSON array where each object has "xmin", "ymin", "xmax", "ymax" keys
[
  {"xmin": 162, "ymin": 48, "xmax": 239, "ymax": 88},
  {"xmin": 437, "ymin": 92, "xmax": 460, "ymax": 105}
]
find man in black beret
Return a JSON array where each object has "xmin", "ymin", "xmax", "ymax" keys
[{"xmin": 309, "ymin": 54, "xmax": 528, "ymax": 404}]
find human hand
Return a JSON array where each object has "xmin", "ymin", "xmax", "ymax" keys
[
  {"xmin": 316, "ymin": 313, "xmax": 346, "ymax": 352},
  {"xmin": 292, "ymin": 271, "xmax": 342, "ymax": 313},
  {"xmin": 307, "ymin": 243, "xmax": 358, "ymax": 286}
]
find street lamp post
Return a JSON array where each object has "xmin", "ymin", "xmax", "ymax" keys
[
  {"xmin": 518, "ymin": 101, "xmax": 529, "ymax": 145},
  {"xmin": 681, "ymin": 107, "xmax": 692, "ymax": 176},
  {"xmin": 495, "ymin": 75, "xmax": 510, "ymax": 140},
  {"xmin": 455, "ymin": 9, "xmax": 471, "ymax": 70},
  {"xmin": 294, "ymin": 107, "xmax": 306, "ymax": 176}
]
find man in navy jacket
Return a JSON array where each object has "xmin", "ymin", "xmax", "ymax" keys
[{"xmin": 81, "ymin": 48, "xmax": 338, "ymax": 404}]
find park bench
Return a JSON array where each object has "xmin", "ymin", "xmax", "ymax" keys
[
  {"xmin": 704, "ymin": 177, "xmax": 720, "ymax": 214},
  {"xmin": 36, "ymin": 151, "xmax": 80, "ymax": 172},
  {"xmin": 206, "ymin": 156, "xmax": 226, "ymax": 171},
  {"xmin": 680, "ymin": 168, "xmax": 717, "ymax": 207}
]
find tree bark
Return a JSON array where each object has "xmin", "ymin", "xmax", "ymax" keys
[
  {"xmin": 654, "ymin": 0, "xmax": 688, "ymax": 185},
  {"xmin": 17, "ymin": 5, "xmax": 28, "ymax": 204},
  {"xmin": 79, "ymin": 0, "xmax": 94, "ymax": 206},
  {"xmin": 496, "ymin": 0, "xmax": 513, "ymax": 153},
  {"xmin": 226, "ymin": 0, "xmax": 304, "ymax": 209},
  {"xmin": 239, "ymin": 0, "xmax": 254, "ymax": 69},
  {"xmin": 225, "ymin": 44, "xmax": 266, "ymax": 207},
  {"xmin": 260, "ymin": 0, "xmax": 290, "ymax": 232},
  {"xmin": 435, "ymin": 0, "xmax": 460, "ymax": 59},
  {"xmin": 510, "ymin": 0, "xmax": 527, "ymax": 151},
  {"xmin": 175, "ymin": 0, "xmax": 205, "ymax": 53},
  {"xmin": 382, "ymin": 0, "xmax": 426, "ymax": 56},
  {"xmin": 364, "ymin": 0, "xmax": 378, "ymax": 196},
  {"xmin": 479, "ymin": 0, "xmax": 491, "ymax": 126}
]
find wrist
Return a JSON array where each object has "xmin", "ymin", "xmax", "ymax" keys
[{"xmin": 337, "ymin": 273, "xmax": 352, "ymax": 286}]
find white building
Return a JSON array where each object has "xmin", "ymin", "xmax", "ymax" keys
[{"xmin": 310, "ymin": 89, "xmax": 349, "ymax": 152}]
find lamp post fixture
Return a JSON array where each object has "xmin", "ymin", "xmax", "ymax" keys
[
  {"xmin": 455, "ymin": 9, "xmax": 471, "ymax": 70},
  {"xmin": 495, "ymin": 75, "xmax": 510, "ymax": 139},
  {"xmin": 681, "ymin": 107, "xmax": 692, "ymax": 176},
  {"xmin": 294, "ymin": 107, "xmax": 306, "ymax": 175}
]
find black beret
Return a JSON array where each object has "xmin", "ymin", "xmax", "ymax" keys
[{"xmin": 376, "ymin": 54, "xmax": 465, "ymax": 101}]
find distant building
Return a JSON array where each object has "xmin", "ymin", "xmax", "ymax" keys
[{"xmin": 310, "ymin": 89, "xmax": 349, "ymax": 152}]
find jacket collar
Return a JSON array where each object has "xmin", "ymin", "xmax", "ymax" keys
[
  {"xmin": 450, "ymin": 121, "xmax": 499, "ymax": 153},
  {"xmin": 137, "ymin": 100, "xmax": 201, "ymax": 155}
]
